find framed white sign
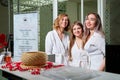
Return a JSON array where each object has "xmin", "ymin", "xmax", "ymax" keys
[{"xmin": 13, "ymin": 12, "xmax": 39, "ymax": 61}]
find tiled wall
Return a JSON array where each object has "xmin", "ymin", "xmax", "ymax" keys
[{"xmin": 105, "ymin": 0, "xmax": 110, "ymax": 44}]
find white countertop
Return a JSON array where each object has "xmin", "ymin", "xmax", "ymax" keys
[{"xmin": 1, "ymin": 66, "xmax": 120, "ymax": 80}]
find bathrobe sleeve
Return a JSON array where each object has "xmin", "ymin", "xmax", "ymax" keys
[{"xmin": 45, "ymin": 31, "xmax": 54, "ymax": 55}]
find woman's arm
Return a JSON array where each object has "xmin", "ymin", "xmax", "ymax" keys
[{"xmin": 99, "ymin": 58, "xmax": 105, "ymax": 71}]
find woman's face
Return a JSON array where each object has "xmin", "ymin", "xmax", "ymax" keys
[
  {"xmin": 73, "ymin": 25, "xmax": 82, "ymax": 37},
  {"xmin": 85, "ymin": 14, "xmax": 97, "ymax": 30},
  {"xmin": 59, "ymin": 16, "xmax": 69, "ymax": 29}
]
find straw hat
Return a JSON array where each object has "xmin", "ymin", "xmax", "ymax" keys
[{"xmin": 20, "ymin": 51, "xmax": 48, "ymax": 69}]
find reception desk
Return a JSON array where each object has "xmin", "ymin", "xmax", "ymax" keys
[{"xmin": 0, "ymin": 66, "xmax": 120, "ymax": 80}]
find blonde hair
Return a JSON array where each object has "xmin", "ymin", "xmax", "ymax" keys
[
  {"xmin": 83, "ymin": 12, "xmax": 105, "ymax": 43},
  {"xmin": 53, "ymin": 13, "xmax": 70, "ymax": 31}
]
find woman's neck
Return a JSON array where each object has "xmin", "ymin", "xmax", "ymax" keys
[
  {"xmin": 75, "ymin": 37, "xmax": 83, "ymax": 49},
  {"xmin": 76, "ymin": 36, "xmax": 82, "ymax": 40},
  {"xmin": 90, "ymin": 29, "xmax": 94, "ymax": 35},
  {"xmin": 58, "ymin": 28, "xmax": 64, "ymax": 33},
  {"xmin": 57, "ymin": 28, "xmax": 64, "ymax": 40},
  {"xmin": 86, "ymin": 29, "xmax": 94, "ymax": 42}
]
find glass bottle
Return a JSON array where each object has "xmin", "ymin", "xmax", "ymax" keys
[
  {"xmin": 4, "ymin": 48, "xmax": 12, "ymax": 63},
  {"xmin": 80, "ymin": 50, "xmax": 90, "ymax": 69}
]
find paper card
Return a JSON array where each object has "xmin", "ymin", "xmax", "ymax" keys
[
  {"xmin": 14, "ymin": 12, "xmax": 39, "ymax": 57},
  {"xmin": 55, "ymin": 54, "xmax": 62, "ymax": 64},
  {"xmin": 0, "ymin": 55, "xmax": 4, "ymax": 64}
]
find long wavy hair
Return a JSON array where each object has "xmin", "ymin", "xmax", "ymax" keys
[
  {"xmin": 53, "ymin": 13, "xmax": 70, "ymax": 31},
  {"xmin": 68, "ymin": 21, "xmax": 84, "ymax": 61},
  {"xmin": 83, "ymin": 12, "xmax": 104, "ymax": 43}
]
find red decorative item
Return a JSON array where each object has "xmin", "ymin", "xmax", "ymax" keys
[
  {"xmin": 1, "ymin": 61, "xmax": 64, "ymax": 75},
  {"xmin": 0, "ymin": 34, "xmax": 8, "ymax": 48}
]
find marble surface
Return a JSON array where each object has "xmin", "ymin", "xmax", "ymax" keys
[{"xmin": 0, "ymin": 66, "xmax": 120, "ymax": 80}]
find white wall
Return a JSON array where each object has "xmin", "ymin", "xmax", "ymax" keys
[{"xmin": 66, "ymin": 1, "xmax": 78, "ymax": 23}]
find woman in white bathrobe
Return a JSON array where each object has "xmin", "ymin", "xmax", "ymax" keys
[
  {"xmin": 45, "ymin": 13, "xmax": 70, "ymax": 65},
  {"xmin": 83, "ymin": 12, "xmax": 105, "ymax": 71},
  {"xmin": 68, "ymin": 21, "xmax": 85, "ymax": 67}
]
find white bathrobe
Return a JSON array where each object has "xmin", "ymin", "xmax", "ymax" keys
[
  {"xmin": 84, "ymin": 32, "xmax": 105, "ymax": 70},
  {"xmin": 69, "ymin": 42, "xmax": 82, "ymax": 67},
  {"xmin": 45, "ymin": 30, "xmax": 69, "ymax": 65},
  {"xmin": 69, "ymin": 42, "xmax": 89, "ymax": 68}
]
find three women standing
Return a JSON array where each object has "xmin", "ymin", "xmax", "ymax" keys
[{"xmin": 45, "ymin": 12, "xmax": 105, "ymax": 71}]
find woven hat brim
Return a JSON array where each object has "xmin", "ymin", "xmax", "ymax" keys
[{"xmin": 20, "ymin": 63, "xmax": 46, "ymax": 69}]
